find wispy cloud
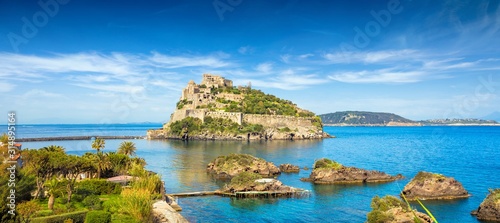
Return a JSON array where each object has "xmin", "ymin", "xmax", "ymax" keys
[
  {"xmin": 0, "ymin": 51, "xmax": 233, "ymax": 93},
  {"xmin": 238, "ymin": 46, "xmax": 254, "ymax": 55},
  {"xmin": 255, "ymin": 62, "xmax": 273, "ymax": 74}
]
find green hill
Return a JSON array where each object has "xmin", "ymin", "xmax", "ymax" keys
[{"xmin": 320, "ymin": 111, "xmax": 419, "ymax": 126}]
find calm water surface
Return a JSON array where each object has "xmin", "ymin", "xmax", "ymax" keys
[{"xmin": 19, "ymin": 125, "xmax": 500, "ymax": 223}]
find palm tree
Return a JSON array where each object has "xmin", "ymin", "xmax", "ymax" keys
[
  {"xmin": 96, "ymin": 152, "xmax": 111, "ymax": 179},
  {"xmin": 41, "ymin": 145, "xmax": 65, "ymax": 153},
  {"xmin": 117, "ymin": 141, "xmax": 136, "ymax": 156},
  {"xmin": 91, "ymin": 137, "xmax": 105, "ymax": 154}
]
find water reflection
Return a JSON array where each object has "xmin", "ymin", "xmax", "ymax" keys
[{"xmin": 229, "ymin": 197, "xmax": 280, "ymax": 210}]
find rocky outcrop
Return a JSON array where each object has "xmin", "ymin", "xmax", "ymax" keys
[
  {"xmin": 279, "ymin": 164, "xmax": 300, "ymax": 173},
  {"xmin": 206, "ymin": 153, "xmax": 280, "ymax": 179},
  {"xmin": 401, "ymin": 171, "xmax": 469, "ymax": 200},
  {"xmin": 222, "ymin": 172, "xmax": 295, "ymax": 193},
  {"xmin": 367, "ymin": 196, "xmax": 434, "ymax": 223},
  {"xmin": 301, "ymin": 158, "xmax": 403, "ymax": 184},
  {"xmin": 147, "ymin": 74, "xmax": 333, "ymax": 141},
  {"xmin": 152, "ymin": 200, "xmax": 189, "ymax": 223},
  {"xmin": 471, "ymin": 189, "xmax": 500, "ymax": 221}
]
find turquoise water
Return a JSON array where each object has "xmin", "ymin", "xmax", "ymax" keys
[{"xmin": 19, "ymin": 125, "xmax": 500, "ymax": 222}]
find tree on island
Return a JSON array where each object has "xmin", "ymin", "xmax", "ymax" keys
[
  {"xmin": 117, "ymin": 141, "xmax": 136, "ymax": 157},
  {"xmin": 92, "ymin": 137, "xmax": 105, "ymax": 154}
]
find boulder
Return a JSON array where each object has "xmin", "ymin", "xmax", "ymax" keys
[
  {"xmin": 221, "ymin": 172, "xmax": 298, "ymax": 195},
  {"xmin": 471, "ymin": 189, "xmax": 500, "ymax": 221},
  {"xmin": 367, "ymin": 195, "xmax": 434, "ymax": 223},
  {"xmin": 206, "ymin": 153, "xmax": 280, "ymax": 179},
  {"xmin": 401, "ymin": 171, "xmax": 469, "ymax": 200},
  {"xmin": 279, "ymin": 163, "xmax": 300, "ymax": 173},
  {"xmin": 301, "ymin": 158, "xmax": 403, "ymax": 184}
]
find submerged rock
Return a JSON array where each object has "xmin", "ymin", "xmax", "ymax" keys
[
  {"xmin": 401, "ymin": 171, "xmax": 469, "ymax": 200},
  {"xmin": 301, "ymin": 158, "xmax": 403, "ymax": 184},
  {"xmin": 279, "ymin": 163, "xmax": 300, "ymax": 173},
  {"xmin": 471, "ymin": 189, "xmax": 500, "ymax": 221},
  {"xmin": 206, "ymin": 153, "xmax": 280, "ymax": 179},
  {"xmin": 366, "ymin": 195, "xmax": 434, "ymax": 223}
]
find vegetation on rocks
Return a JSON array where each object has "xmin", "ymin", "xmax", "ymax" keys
[
  {"xmin": 313, "ymin": 158, "xmax": 343, "ymax": 170},
  {"xmin": 303, "ymin": 158, "xmax": 403, "ymax": 184},
  {"xmin": 207, "ymin": 153, "xmax": 280, "ymax": 179},
  {"xmin": 401, "ymin": 171, "xmax": 469, "ymax": 200},
  {"xmin": 168, "ymin": 117, "xmax": 265, "ymax": 137},
  {"xmin": 367, "ymin": 195, "xmax": 434, "ymax": 223},
  {"xmin": 228, "ymin": 172, "xmax": 263, "ymax": 188},
  {"xmin": 471, "ymin": 189, "xmax": 500, "ymax": 221}
]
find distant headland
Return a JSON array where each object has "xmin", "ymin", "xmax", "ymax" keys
[
  {"xmin": 320, "ymin": 111, "xmax": 500, "ymax": 126},
  {"xmin": 147, "ymin": 74, "xmax": 331, "ymax": 140}
]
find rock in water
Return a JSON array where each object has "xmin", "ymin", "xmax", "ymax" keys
[
  {"xmin": 206, "ymin": 153, "xmax": 280, "ymax": 179},
  {"xmin": 471, "ymin": 189, "xmax": 500, "ymax": 221},
  {"xmin": 401, "ymin": 171, "xmax": 470, "ymax": 200},
  {"xmin": 366, "ymin": 195, "xmax": 434, "ymax": 223},
  {"xmin": 279, "ymin": 163, "xmax": 300, "ymax": 173},
  {"xmin": 301, "ymin": 158, "xmax": 403, "ymax": 184}
]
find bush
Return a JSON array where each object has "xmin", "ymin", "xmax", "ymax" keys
[
  {"xmin": 229, "ymin": 172, "xmax": 262, "ymax": 187},
  {"xmin": 313, "ymin": 158, "xmax": 343, "ymax": 170},
  {"xmin": 35, "ymin": 210, "xmax": 54, "ymax": 217},
  {"xmin": 120, "ymin": 188, "xmax": 152, "ymax": 222},
  {"xmin": 76, "ymin": 179, "xmax": 120, "ymax": 196},
  {"xmin": 366, "ymin": 196, "xmax": 407, "ymax": 223},
  {"xmin": 82, "ymin": 195, "xmax": 102, "ymax": 210},
  {"xmin": 31, "ymin": 210, "xmax": 87, "ymax": 223},
  {"xmin": 84, "ymin": 211, "xmax": 111, "ymax": 223}
]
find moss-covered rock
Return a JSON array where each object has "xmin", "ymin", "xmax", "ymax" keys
[
  {"xmin": 366, "ymin": 195, "xmax": 434, "ymax": 223},
  {"xmin": 206, "ymin": 153, "xmax": 280, "ymax": 179},
  {"xmin": 471, "ymin": 189, "xmax": 500, "ymax": 221},
  {"xmin": 301, "ymin": 158, "xmax": 403, "ymax": 184},
  {"xmin": 401, "ymin": 171, "xmax": 469, "ymax": 200}
]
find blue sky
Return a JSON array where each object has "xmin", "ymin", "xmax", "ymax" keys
[{"xmin": 1, "ymin": 0, "xmax": 499, "ymax": 124}]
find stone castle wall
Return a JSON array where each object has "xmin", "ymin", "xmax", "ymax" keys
[
  {"xmin": 206, "ymin": 111, "xmax": 243, "ymax": 125},
  {"xmin": 168, "ymin": 110, "xmax": 315, "ymax": 130},
  {"xmin": 243, "ymin": 114, "xmax": 315, "ymax": 129}
]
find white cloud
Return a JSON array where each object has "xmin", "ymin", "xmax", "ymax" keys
[
  {"xmin": 0, "ymin": 82, "xmax": 15, "ymax": 92},
  {"xmin": 328, "ymin": 70, "xmax": 427, "ymax": 83},
  {"xmin": 244, "ymin": 71, "xmax": 328, "ymax": 90},
  {"xmin": 255, "ymin": 62, "xmax": 273, "ymax": 74},
  {"xmin": 238, "ymin": 46, "xmax": 253, "ymax": 55},
  {"xmin": 323, "ymin": 49, "xmax": 420, "ymax": 64},
  {"xmin": 21, "ymin": 89, "xmax": 64, "ymax": 99}
]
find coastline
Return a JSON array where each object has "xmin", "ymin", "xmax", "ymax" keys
[
  {"xmin": 324, "ymin": 124, "xmax": 500, "ymax": 127},
  {"xmin": 17, "ymin": 135, "xmax": 146, "ymax": 142}
]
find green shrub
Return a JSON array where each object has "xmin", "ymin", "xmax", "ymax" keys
[
  {"xmin": 229, "ymin": 172, "xmax": 262, "ymax": 187},
  {"xmin": 84, "ymin": 211, "xmax": 111, "ymax": 223},
  {"xmin": 366, "ymin": 196, "xmax": 407, "ymax": 223},
  {"xmin": 82, "ymin": 195, "xmax": 102, "ymax": 210},
  {"xmin": 35, "ymin": 210, "xmax": 54, "ymax": 217},
  {"xmin": 76, "ymin": 179, "xmax": 120, "ymax": 196},
  {"xmin": 313, "ymin": 158, "xmax": 343, "ymax": 169},
  {"xmin": 31, "ymin": 210, "xmax": 87, "ymax": 223}
]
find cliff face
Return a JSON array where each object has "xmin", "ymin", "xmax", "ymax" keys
[{"xmin": 147, "ymin": 74, "xmax": 330, "ymax": 140}]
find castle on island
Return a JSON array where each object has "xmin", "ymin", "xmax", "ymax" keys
[
  {"xmin": 147, "ymin": 74, "xmax": 328, "ymax": 140},
  {"xmin": 171, "ymin": 74, "xmax": 245, "ymax": 125}
]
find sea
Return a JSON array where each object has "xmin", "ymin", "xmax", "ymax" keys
[{"xmin": 4, "ymin": 124, "xmax": 500, "ymax": 223}]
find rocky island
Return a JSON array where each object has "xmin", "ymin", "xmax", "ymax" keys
[
  {"xmin": 147, "ymin": 74, "xmax": 330, "ymax": 140},
  {"xmin": 220, "ymin": 172, "xmax": 307, "ymax": 198},
  {"xmin": 301, "ymin": 158, "xmax": 403, "ymax": 184},
  {"xmin": 279, "ymin": 163, "xmax": 300, "ymax": 173},
  {"xmin": 366, "ymin": 195, "xmax": 434, "ymax": 223},
  {"xmin": 471, "ymin": 189, "xmax": 500, "ymax": 221},
  {"xmin": 320, "ymin": 111, "xmax": 422, "ymax": 126},
  {"xmin": 206, "ymin": 153, "xmax": 280, "ymax": 179},
  {"xmin": 401, "ymin": 171, "xmax": 470, "ymax": 200}
]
